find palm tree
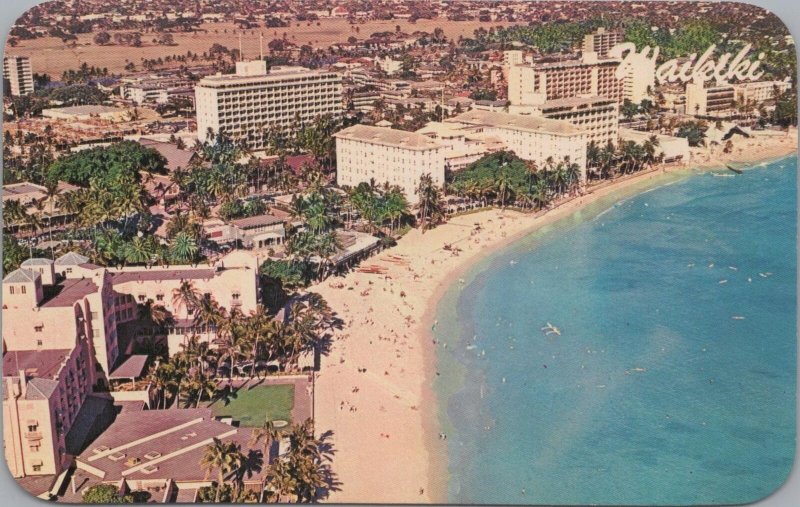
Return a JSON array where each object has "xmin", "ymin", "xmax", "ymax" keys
[
  {"xmin": 172, "ymin": 280, "xmax": 201, "ymax": 317},
  {"xmin": 146, "ymin": 362, "xmax": 179, "ymax": 409},
  {"xmin": 250, "ymin": 420, "xmax": 279, "ymax": 461},
  {"xmin": 170, "ymin": 231, "xmax": 199, "ymax": 264},
  {"xmin": 415, "ymin": 173, "xmax": 443, "ymax": 233},
  {"xmin": 200, "ymin": 438, "xmax": 245, "ymax": 502}
]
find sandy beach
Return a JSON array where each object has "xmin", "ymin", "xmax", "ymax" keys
[{"xmin": 312, "ymin": 131, "xmax": 797, "ymax": 503}]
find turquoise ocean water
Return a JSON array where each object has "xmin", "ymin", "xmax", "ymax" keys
[{"xmin": 433, "ymin": 157, "xmax": 797, "ymax": 505}]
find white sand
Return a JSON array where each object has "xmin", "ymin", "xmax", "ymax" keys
[{"xmin": 312, "ymin": 134, "xmax": 796, "ymax": 503}]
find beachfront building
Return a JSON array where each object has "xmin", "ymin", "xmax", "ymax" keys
[
  {"xmin": 618, "ymin": 128, "xmax": 691, "ymax": 163},
  {"xmin": 108, "ymin": 251, "xmax": 260, "ymax": 356},
  {"xmin": 685, "ymin": 80, "xmax": 735, "ymax": 117},
  {"xmin": 528, "ymin": 96, "xmax": 619, "ymax": 146},
  {"xmin": 334, "ymin": 124, "xmax": 446, "ymax": 204},
  {"xmin": 195, "ymin": 61, "xmax": 343, "ymax": 150},
  {"xmin": 3, "ymin": 55, "xmax": 34, "ymax": 96},
  {"xmin": 583, "ymin": 27, "xmax": 624, "ymax": 59},
  {"xmin": 69, "ymin": 409, "xmax": 269, "ymax": 503},
  {"xmin": 415, "ymin": 121, "xmax": 505, "ymax": 172},
  {"xmin": 445, "ymin": 110, "xmax": 588, "ymax": 178},
  {"xmin": 732, "ymin": 80, "xmax": 792, "ymax": 105},
  {"xmin": 508, "ymin": 57, "xmax": 623, "ymax": 108}
]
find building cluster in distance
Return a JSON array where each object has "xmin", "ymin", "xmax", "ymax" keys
[{"xmin": 2, "ymin": 0, "xmax": 796, "ymax": 501}]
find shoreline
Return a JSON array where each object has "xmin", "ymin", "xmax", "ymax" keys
[{"xmin": 312, "ymin": 135, "xmax": 797, "ymax": 504}]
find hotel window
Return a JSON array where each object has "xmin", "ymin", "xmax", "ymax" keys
[
  {"xmin": 138, "ymin": 295, "xmax": 146, "ymax": 302},
  {"xmin": 32, "ymin": 463, "xmax": 42, "ymax": 472},
  {"xmin": 36, "ymin": 339, "xmax": 43, "ymax": 347},
  {"xmin": 34, "ymin": 324, "xmax": 43, "ymax": 332},
  {"xmin": 156, "ymin": 294, "xmax": 164, "ymax": 301},
  {"xmin": 27, "ymin": 423, "xmax": 37, "ymax": 432},
  {"xmin": 30, "ymin": 443, "xmax": 41, "ymax": 452},
  {"xmin": 66, "ymin": 268, "xmax": 72, "ymax": 274},
  {"xmin": 21, "ymin": 285, "xmax": 26, "ymax": 294}
]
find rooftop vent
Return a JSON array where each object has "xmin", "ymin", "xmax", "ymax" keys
[
  {"xmin": 144, "ymin": 451, "xmax": 162, "ymax": 460},
  {"xmin": 108, "ymin": 452, "xmax": 126, "ymax": 462}
]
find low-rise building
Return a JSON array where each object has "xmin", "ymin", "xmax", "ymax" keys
[
  {"xmin": 618, "ymin": 128, "xmax": 691, "ymax": 163},
  {"xmin": 732, "ymin": 80, "xmax": 792, "ymax": 105},
  {"xmin": 70, "ymin": 409, "xmax": 269, "ymax": 502},
  {"xmin": 41, "ymin": 105, "xmax": 129, "ymax": 122}
]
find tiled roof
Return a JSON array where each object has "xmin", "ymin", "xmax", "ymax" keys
[
  {"xmin": 76, "ymin": 409, "xmax": 267, "ymax": 483},
  {"xmin": 447, "ymin": 110, "xmax": 583, "ymax": 136},
  {"xmin": 55, "ymin": 252, "xmax": 90, "ymax": 266},
  {"xmin": 26, "ymin": 378, "xmax": 60, "ymax": 400},
  {"xmin": 21, "ymin": 258, "xmax": 54, "ymax": 266},
  {"xmin": 111, "ymin": 268, "xmax": 217, "ymax": 284},
  {"xmin": 3, "ymin": 268, "xmax": 40, "ymax": 284},
  {"xmin": 41, "ymin": 278, "xmax": 99, "ymax": 307},
  {"xmin": 138, "ymin": 138, "xmax": 196, "ymax": 172},
  {"xmin": 230, "ymin": 214, "xmax": 285, "ymax": 229},
  {"xmin": 3, "ymin": 349, "xmax": 71, "ymax": 380},
  {"xmin": 334, "ymin": 124, "xmax": 443, "ymax": 150}
]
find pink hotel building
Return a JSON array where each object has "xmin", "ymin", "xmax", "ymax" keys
[{"xmin": 3, "ymin": 250, "xmax": 260, "ymax": 481}]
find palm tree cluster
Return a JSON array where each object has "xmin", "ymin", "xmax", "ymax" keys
[
  {"xmin": 449, "ymin": 152, "xmax": 582, "ymax": 212},
  {"xmin": 199, "ymin": 418, "xmax": 332, "ymax": 503},
  {"xmin": 145, "ymin": 283, "xmax": 336, "ymax": 410},
  {"xmin": 586, "ymin": 137, "xmax": 663, "ymax": 180},
  {"xmin": 344, "ymin": 180, "xmax": 411, "ymax": 235}
]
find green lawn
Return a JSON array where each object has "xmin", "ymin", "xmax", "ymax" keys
[{"xmin": 209, "ymin": 384, "xmax": 295, "ymax": 427}]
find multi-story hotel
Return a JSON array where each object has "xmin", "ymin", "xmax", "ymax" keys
[
  {"xmin": 3, "ymin": 255, "xmax": 121, "ymax": 378},
  {"xmin": 335, "ymin": 124, "xmax": 446, "ymax": 203},
  {"xmin": 2, "ymin": 250, "xmax": 261, "ymax": 482},
  {"xmin": 508, "ymin": 57, "xmax": 623, "ymax": 108},
  {"xmin": 444, "ymin": 110, "xmax": 589, "ymax": 179},
  {"xmin": 686, "ymin": 80, "xmax": 735, "ymax": 117},
  {"xmin": 3, "ymin": 55, "xmax": 34, "ymax": 96},
  {"xmin": 195, "ymin": 60, "xmax": 343, "ymax": 150},
  {"xmin": 732, "ymin": 80, "xmax": 792, "ymax": 105},
  {"xmin": 583, "ymin": 28, "xmax": 624, "ymax": 59},
  {"xmin": 530, "ymin": 96, "xmax": 619, "ymax": 146},
  {"xmin": 3, "ymin": 264, "xmax": 98, "ymax": 479}
]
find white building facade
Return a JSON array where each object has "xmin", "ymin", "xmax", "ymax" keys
[
  {"xmin": 195, "ymin": 61, "xmax": 343, "ymax": 149},
  {"xmin": 335, "ymin": 124, "xmax": 446, "ymax": 203}
]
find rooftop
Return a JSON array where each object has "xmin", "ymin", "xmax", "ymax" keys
[
  {"xmin": 539, "ymin": 95, "xmax": 619, "ymax": 110},
  {"xmin": 41, "ymin": 278, "xmax": 99, "ymax": 307},
  {"xmin": 230, "ymin": 213, "xmax": 286, "ymax": 229},
  {"xmin": 446, "ymin": 110, "xmax": 584, "ymax": 136},
  {"xmin": 109, "ymin": 355, "xmax": 149, "ymax": 380},
  {"xmin": 138, "ymin": 138, "xmax": 196, "ymax": 172},
  {"xmin": 3, "ymin": 268, "xmax": 40, "ymax": 284},
  {"xmin": 55, "ymin": 252, "xmax": 90, "ymax": 266},
  {"xmin": 3, "ymin": 349, "xmax": 72, "ymax": 380},
  {"xmin": 198, "ymin": 65, "xmax": 338, "ymax": 87},
  {"xmin": 42, "ymin": 105, "xmax": 126, "ymax": 116},
  {"xmin": 75, "ymin": 409, "xmax": 266, "ymax": 483},
  {"xmin": 334, "ymin": 124, "xmax": 443, "ymax": 150},
  {"xmin": 111, "ymin": 268, "xmax": 217, "ymax": 284}
]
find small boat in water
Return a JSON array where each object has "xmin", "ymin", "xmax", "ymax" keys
[{"xmin": 726, "ymin": 164, "xmax": 743, "ymax": 174}]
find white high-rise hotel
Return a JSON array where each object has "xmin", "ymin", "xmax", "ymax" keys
[{"xmin": 195, "ymin": 61, "xmax": 343, "ymax": 150}]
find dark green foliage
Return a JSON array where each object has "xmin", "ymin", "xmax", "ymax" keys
[{"xmin": 47, "ymin": 141, "xmax": 166, "ymax": 187}]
